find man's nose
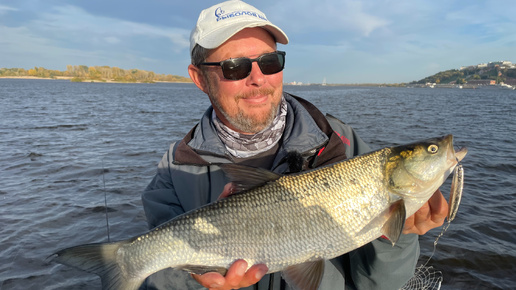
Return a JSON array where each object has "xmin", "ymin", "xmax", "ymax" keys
[{"xmin": 246, "ymin": 62, "xmax": 266, "ymax": 86}]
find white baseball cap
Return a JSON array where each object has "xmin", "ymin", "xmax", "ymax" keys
[{"xmin": 190, "ymin": 0, "xmax": 289, "ymax": 54}]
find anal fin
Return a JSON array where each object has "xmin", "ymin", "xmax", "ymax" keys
[{"xmin": 282, "ymin": 259, "xmax": 325, "ymax": 290}]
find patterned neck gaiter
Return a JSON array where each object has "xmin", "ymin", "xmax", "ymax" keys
[{"xmin": 212, "ymin": 97, "xmax": 287, "ymax": 158}]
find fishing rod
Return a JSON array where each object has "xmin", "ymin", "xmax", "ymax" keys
[{"xmin": 102, "ymin": 160, "xmax": 111, "ymax": 243}]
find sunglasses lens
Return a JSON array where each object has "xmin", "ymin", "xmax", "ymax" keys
[
  {"xmin": 259, "ymin": 53, "xmax": 285, "ymax": 75},
  {"xmin": 214, "ymin": 52, "xmax": 285, "ymax": 80},
  {"xmin": 221, "ymin": 58, "xmax": 252, "ymax": 80}
]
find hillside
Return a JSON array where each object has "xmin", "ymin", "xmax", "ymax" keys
[
  {"xmin": 0, "ymin": 65, "xmax": 192, "ymax": 83},
  {"xmin": 411, "ymin": 61, "xmax": 516, "ymax": 86}
]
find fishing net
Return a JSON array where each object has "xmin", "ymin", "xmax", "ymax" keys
[
  {"xmin": 400, "ymin": 265, "xmax": 443, "ymax": 290},
  {"xmin": 400, "ymin": 222, "xmax": 450, "ymax": 290},
  {"xmin": 400, "ymin": 221, "xmax": 451, "ymax": 290}
]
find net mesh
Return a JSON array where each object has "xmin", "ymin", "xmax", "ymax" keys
[
  {"xmin": 400, "ymin": 221, "xmax": 451, "ymax": 290},
  {"xmin": 400, "ymin": 265, "xmax": 443, "ymax": 290}
]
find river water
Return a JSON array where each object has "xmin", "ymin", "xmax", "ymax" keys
[{"xmin": 1, "ymin": 79, "xmax": 515, "ymax": 289}]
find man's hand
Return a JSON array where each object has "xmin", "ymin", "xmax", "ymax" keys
[
  {"xmin": 403, "ymin": 189, "xmax": 449, "ymax": 235},
  {"xmin": 218, "ymin": 183, "xmax": 236, "ymax": 200},
  {"xmin": 191, "ymin": 259, "xmax": 268, "ymax": 290}
]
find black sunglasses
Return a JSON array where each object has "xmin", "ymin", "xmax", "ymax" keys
[{"xmin": 200, "ymin": 51, "xmax": 286, "ymax": 81}]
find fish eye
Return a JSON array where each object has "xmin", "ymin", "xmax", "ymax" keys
[{"xmin": 428, "ymin": 144, "xmax": 439, "ymax": 154}]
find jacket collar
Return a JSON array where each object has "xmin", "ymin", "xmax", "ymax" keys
[{"xmin": 173, "ymin": 93, "xmax": 344, "ymax": 166}]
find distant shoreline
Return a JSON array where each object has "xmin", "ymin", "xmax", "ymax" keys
[
  {"xmin": 1, "ymin": 76, "xmax": 387, "ymax": 86},
  {"xmin": 0, "ymin": 76, "xmax": 69, "ymax": 80},
  {"xmin": 0, "ymin": 76, "xmax": 192, "ymax": 84}
]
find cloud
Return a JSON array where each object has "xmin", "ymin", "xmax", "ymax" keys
[
  {"xmin": 0, "ymin": 4, "xmax": 18, "ymax": 14},
  {"xmin": 0, "ymin": 25, "xmax": 90, "ymax": 67},
  {"xmin": 0, "ymin": 22, "xmax": 188, "ymax": 73},
  {"xmin": 0, "ymin": 4, "xmax": 193, "ymax": 75},
  {"xmin": 31, "ymin": 5, "xmax": 190, "ymax": 50},
  {"xmin": 269, "ymin": 0, "xmax": 390, "ymax": 37},
  {"xmin": 104, "ymin": 37, "xmax": 121, "ymax": 44}
]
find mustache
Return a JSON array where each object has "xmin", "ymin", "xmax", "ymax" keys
[{"xmin": 235, "ymin": 88, "xmax": 276, "ymax": 100}]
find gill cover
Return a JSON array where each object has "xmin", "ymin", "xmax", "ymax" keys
[{"xmin": 386, "ymin": 135, "xmax": 453, "ymax": 195}]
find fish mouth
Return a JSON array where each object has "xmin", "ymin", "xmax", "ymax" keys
[
  {"xmin": 445, "ymin": 135, "xmax": 467, "ymax": 164},
  {"xmin": 455, "ymin": 147, "xmax": 468, "ymax": 162}
]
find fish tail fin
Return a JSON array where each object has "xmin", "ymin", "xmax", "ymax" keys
[{"xmin": 50, "ymin": 241, "xmax": 143, "ymax": 290}]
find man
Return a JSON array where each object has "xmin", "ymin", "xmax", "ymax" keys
[{"xmin": 141, "ymin": 1, "xmax": 448, "ymax": 289}]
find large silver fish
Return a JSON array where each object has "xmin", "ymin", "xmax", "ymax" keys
[{"xmin": 51, "ymin": 135, "xmax": 467, "ymax": 290}]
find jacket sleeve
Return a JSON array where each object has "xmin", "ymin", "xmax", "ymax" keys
[
  {"xmin": 326, "ymin": 115, "xmax": 420, "ymax": 289},
  {"xmin": 349, "ymin": 234, "xmax": 419, "ymax": 289},
  {"xmin": 141, "ymin": 142, "xmax": 186, "ymax": 229},
  {"xmin": 140, "ymin": 143, "xmax": 210, "ymax": 290}
]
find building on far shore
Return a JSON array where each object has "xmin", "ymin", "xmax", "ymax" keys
[
  {"xmin": 467, "ymin": 79, "xmax": 495, "ymax": 86},
  {"xmin": 461, "ymin": 61, "xmax": 515, "ymax": 70}
]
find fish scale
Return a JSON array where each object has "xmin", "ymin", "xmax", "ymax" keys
[{"xmin": 51, "ymin": 135, "xmax": 467, "ymax": 290}]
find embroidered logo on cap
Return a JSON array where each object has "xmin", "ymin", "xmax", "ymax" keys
[
  {"xmin": 215, "ymin": 7, "xmax": 225, "ymax": 18},
  {"xmin": 214, "ymin": 6, "xmax": 268, "ymax": 22}
]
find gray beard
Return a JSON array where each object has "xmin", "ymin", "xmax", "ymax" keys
[
  {"xmin": 210, "ymin": 91, "xmax": 281, "ymax": 134},
  {"xmin": 212, "ymin": 97, "xmax": 288, "ymax": 158}
]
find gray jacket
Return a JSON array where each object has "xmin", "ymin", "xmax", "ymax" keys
[{"xmin": 141, "ymin": 93, "xmax": 419, "ymax": 290}]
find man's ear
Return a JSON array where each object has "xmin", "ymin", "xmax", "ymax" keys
[{"xmin": 188, "ymin": 64, "xmax": 209, "ymax": 94}]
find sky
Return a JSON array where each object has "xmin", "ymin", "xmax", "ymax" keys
[{"xmin": 1, "ymin": 0, "xmax": 515, "ymax": 84}]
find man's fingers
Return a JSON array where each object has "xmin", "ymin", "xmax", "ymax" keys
[
  {"xmin": 403, "ymin": 190, "xmax": 449, "ymax": 235},
  {"xmin": 239, "ymin": 264, "xmax": 269, "ymax": 288},
  {"xmin": 219, "ymin": 183, "xmax": 236, "ymax": 200},
  {"xmin": 224, "ymin": 260, "xmax": 248, "ymax": 288},
  {"xmin": 428, "ymin": 189, "xmax": 448, "ymax": 223},
  {"xmin": 415, "ymin": 202, "xmax": 431, "ymax": 221},
  {"xmin": 191, "ymin": 272, "xmax": 225, "ymax": 289},
  {"xmin": 402, "ymin": 215, "xmax": 416, "ymax": 234},
  {"xmin": 191, "ymin": 260, "xmax": 268, "ymax": 289}
]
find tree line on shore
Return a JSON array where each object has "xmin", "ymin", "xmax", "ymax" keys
[
  {"xmin": 0, "ymin": 65, "xmax": 192, "ymax": 83},
  {"xmin": 411, "ymin": 66, "xmax": 516, "ymax": 85}
]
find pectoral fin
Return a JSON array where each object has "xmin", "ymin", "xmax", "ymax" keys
[
  {"xmin": 381, "ymin": 199, "xmax": 406, "ymax": 246},
  {"xmin": 356, "ymin": 199, "xmax": 406, "ymax": 246},
  {"xmin": 281, "ymin": 260, "xmax": 325, "ymax": 290}
]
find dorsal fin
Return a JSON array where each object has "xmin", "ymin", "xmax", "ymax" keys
[{"xmin": 219, "ymin": 164, "xmax": 282, "ymax": 193}]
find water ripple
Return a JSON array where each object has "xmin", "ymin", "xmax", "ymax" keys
[{"xmin": 1, "ymin": 80, "xmax": 514, "ymax": 289}]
